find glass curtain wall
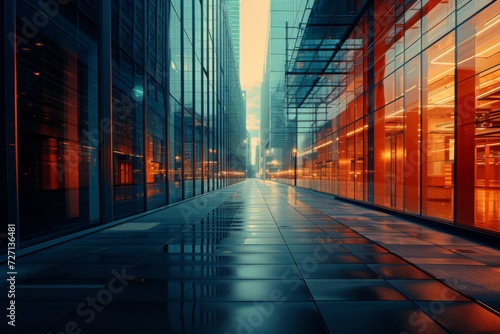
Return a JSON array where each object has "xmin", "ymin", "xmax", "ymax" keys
[
  {"xmin": 15, "ymin": 0, "xmax": 100, "ymax": 242},
  {"xmin": 6, "ymin": 0, "xmax": 245, "ymax": 249},
  {"xmin": 272, "ymin": 0, "xmax": 500, "ymax": 235}
]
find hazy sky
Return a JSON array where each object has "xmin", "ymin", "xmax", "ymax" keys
[{"xmin": 240, "ymin": 0, "xmax": 270, "ymax": 162}]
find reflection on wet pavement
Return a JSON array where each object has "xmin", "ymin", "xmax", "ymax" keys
[{"xmin": 5, "ymin": 180, "xmax": 500, "ymax": 334}]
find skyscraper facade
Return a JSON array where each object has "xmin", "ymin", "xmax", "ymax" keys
[
  {"xmin": 260, "ymin": 0, "xmax": 306, "ymax": 180},
  {"xmin": 224, "ymin": 0, "xmax": 240, "ymax": 71},
  {"xmin": 255, "ymin": 144, "xmax": 261, "ymax": 176},
  {"xmin": 245, "ymin": 130, "xmax": 252, "ymax": 176},
  {"xmin": 265, "ymin": 0, "xmax": 500, "ymax": 235},
  {"xmin": 1, "ymin": 0, "xmax": 246, "ymax": 250}
]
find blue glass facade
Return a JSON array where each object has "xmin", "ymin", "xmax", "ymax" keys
[{"xmin": 1, "ymin": 0, "xmax": 246, "ymax": 249}]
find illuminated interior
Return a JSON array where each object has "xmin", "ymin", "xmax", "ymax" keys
[{"xmin": 270, "ymin": 0, "xmax": 500, "ymax": 234}]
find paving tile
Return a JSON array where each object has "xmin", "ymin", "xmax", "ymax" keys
[
  {"xmin": 127, "ymin": 264, "xmax": 298, "ymax": 280},
  {"xmin": 157, "ymin": 244, "xmax": 290, "ymax": 254},
  {"xmin": 306, "ymin": 279, "xmax": 407, "ymax": 301},
  {"xmin": 6, "ymin": 285, "xmax": 102, "ymax": 302},
  {"xmin": 283, "ymin": 237, "xmax": 337, "ymax": 245},
  {"xmin": 368, "ymin": 265, "xmax": 433, "ymax": 280},
  {"xmin": 40, "ymin": 302, "xmax": 330, "ymax": 334},
  {"xmin": 111, "ymin": 279, "xmax": 313, "ymax": 302},
  {"xmin": 0, "ymin": 302, "xmax": 80, "ymax": 334},
  {"xmin": 11, "ymin": 264, "xmax": 134, "ymax": 283},
  {"xmin": 332, "ymin": 237, "xmax": 373, "ymax": 244},
  {"xmin": 140, "ymin": 253, "xmax": 295, "ymax": 265},
  {"xmin": 389, "ymin": 279, "xmax": 471, "ymax": 302},
  {"xmin": 288, "ymin": 244, "xmax": 349, "ymax": 253},
  {"xmin": 317, "ymin": 301, "xmax": 448, "ymax": 334},
  {"xmin": 460, "ymin": 254, "xmax": 500, "ymax": 266},
  {"xmin": 354, "ymin": 253, "xmax": 408, "ymax": 264},
  {"xmin": 298, "ymin": 264, "xmax": 381, "ymax": 279},
  {"xmin": 341, "ymin": 244, "xmax": 389, "ymax": 253},
  {"xmin": 292, "ymin": 253, "xmax": 362, "ymax": 264},
  {"xmin": 405, "ymin": 257, "xmax": 486, "ymax": 265},
  {"xmin": 415, "ymin": 265, "xmax": 500, "ymax": 302},
  {"xmin": 415, "ymin": 302, "xmax": 500, "ymax": 333}
]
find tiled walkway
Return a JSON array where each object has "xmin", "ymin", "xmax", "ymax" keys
[{"xmin": 2, "ymin": 179, "xmax": 500, "ymax": 333}]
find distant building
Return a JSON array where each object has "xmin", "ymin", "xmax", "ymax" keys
[
  {"xmin": 225, "ymin": 0, "xmax": 240, "ymax": 72},
  {"xmin": 246, "ymin": 131, "xmax": 252, "ymax": 177},
  {"xmin": 255, "ymin": 144, "xmax": 261, "ymax": 177},
  {"xmin": 260, "ymin": 0, "xmax": 303, "ymax": 181}
]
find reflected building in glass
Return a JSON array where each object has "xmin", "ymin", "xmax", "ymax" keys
[
  {"xmin": 262, "ymin": 0, "xmax": 500, "ymax": 235},
  {"xmin": 1, "ymin": 0, "xmax": 246, "ymax": 249}
]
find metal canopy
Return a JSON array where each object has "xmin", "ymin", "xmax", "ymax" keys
[{"xmin": 285, "ymin": 0, "xmax": 368, "ymax": 109}]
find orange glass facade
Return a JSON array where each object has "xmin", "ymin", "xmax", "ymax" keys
[{"xmin": 271, "ymin": 0, "xmax": 500, "ymax": 234}]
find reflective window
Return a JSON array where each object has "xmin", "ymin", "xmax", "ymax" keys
[
  {"xmin": 184, "ymin": 110, "xmax": 195, "ymax": 199},
  {"xmin": 169, "ymin": 98, "xmax": 183, "ymax": 203},
  {"xmin": 422, "ymin": 32, "xmax": 455, "ymax": 221},
  {"xmin": 457, "ymin": 2, "xmax": 500, "ymax": 232},
  {"xmin": 404, "ymin": 56, "xmax": 421, "ymax": 214},
  {"xmin": 146, "ymin": 105, "xmax": 166, "ymax": 210},
  {"xmin": 16, "ymin": 2, "xmax": 100, "ymax": 243}
]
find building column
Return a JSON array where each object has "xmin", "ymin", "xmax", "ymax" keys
[
  {"xmin": 100, "ymin": 0, "xmax": 113, "ymax": 223},
  {"xmin": 366, "ymin": 4, "xmax": 375, "ymax": 203},
  {"xmin": 455, "ymin": 22, "xmax": 476, "ymax": 227}
]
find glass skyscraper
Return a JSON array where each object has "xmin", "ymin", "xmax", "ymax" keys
[
  {"xmin": 261, "ymin": 0, "xmax": 306, "ymax": 180},
  {"xmin": 224, "ymin": 0, "xmax": 240, "ymax": 71},
  {"xmin": 1, "ymin": 0, "xmax": 246, "ymax": 250},
  {"xmin": 262, "ymin": 0, "xmax": 500, "ymax": 236}
]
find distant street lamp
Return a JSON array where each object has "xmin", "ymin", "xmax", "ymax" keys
[{"xmin": 293, "ymin": 148, "xmax": 297, "ymax": 186}]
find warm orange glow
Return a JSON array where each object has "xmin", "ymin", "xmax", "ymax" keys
[{"xmin": 270, "ymin": 0, "xmax": 500, "ymax": 233}]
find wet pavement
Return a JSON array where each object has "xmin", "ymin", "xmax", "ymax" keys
[{"xmin": 2, "ymin": 179, "xmax": 500, "ymax": 333}]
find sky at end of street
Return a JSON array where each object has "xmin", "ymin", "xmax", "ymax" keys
[{"xmin": 240, "ymin": 0, "xmax": 270, "ymax": 164}]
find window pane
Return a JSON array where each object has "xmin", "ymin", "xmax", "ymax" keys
[
  {"xmin": 422, "ymin": 32, "xmax": 455, "ymax": 221},
  {"xmin": 457, "ymin": 4, "xmax": 500, "ymax": 232},
  {"xmin": 404, "ymin": 56, "xmax": 421, "ymax": 214},
  {"xmin": 169, "ymin": 98, "xmax": 183, "ymax": 203},
  {"xmin": 16, "ymin": 2, "xmax": 100, "ymax": 243}
]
